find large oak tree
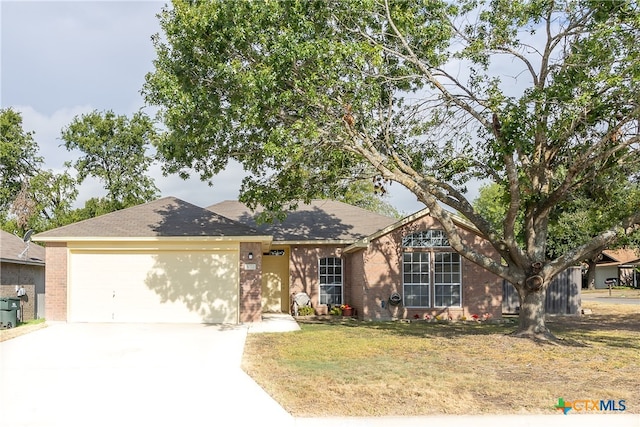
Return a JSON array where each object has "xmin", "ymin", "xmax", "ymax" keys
[{"xmin": 144, "ymin": 0, "xmax": 640, "ymax": 339}]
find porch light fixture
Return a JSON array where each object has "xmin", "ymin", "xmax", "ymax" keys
[{"xmin": 248, "ymin": 252, "xmax": 253, "ymax": 260}]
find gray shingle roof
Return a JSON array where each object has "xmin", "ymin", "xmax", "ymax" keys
[
  {"xmin": 207, "ymin": 200, "xmax": 398, "ymax": 242},
  {"xmin": 34, "ymin": 197, "xmax": 260, "ymax": 240},
  {"xmin": 0, "ymin": 229, "xmax": 45, "ymax": 264}
]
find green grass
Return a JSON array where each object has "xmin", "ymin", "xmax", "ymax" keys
[{"xmin": 242, "ymin": 302, "xmax": 640, "ymax": 416}]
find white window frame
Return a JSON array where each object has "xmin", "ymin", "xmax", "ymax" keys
[
  {"xmin": 433, "ymin": 252, "xmax": 462, "ymax": 307},
  {"xmin": 402, "ymin": 251, "xmax": 431, "ymax": 307},
  {"xmin": 319, "ymin": 257, "xmax": 343, "ymax": 305}
]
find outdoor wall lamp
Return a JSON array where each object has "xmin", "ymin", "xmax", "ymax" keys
[{"xmin": 248, "ymin": 252, "xmax": 253, "ymax": 260}]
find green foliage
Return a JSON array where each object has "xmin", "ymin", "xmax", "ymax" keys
[
  {"xmin": 61, "ymin": 110, "xmax": 159, "ymax": 208},
  {"xmin": 297, "ymin": 306, "xmax": 315, "ymax": 316},
  {"xmin": 0, "ymin": 108, "xmax": 42, "ymax": 214},
  {"xmin": 336, "ymin": 180, "xmax": 401, "ymax": 218},
  {"xmin": 0, "ymin": 109, "xmax": 81, "ymax": 234},
  {"xmin": 329, "ymin": 306, "xmax": 343, "ymax": 316},
  {"xmin": 144, "ymin": 0, "xmax": 454, "ymax": 213},
  {"xmin": 473, "ymin": 181, "xmax": 640, "ymax": 261},
  {"xmin": 472, "ymin": 183, "xmax": 520, "ymax": 236}
]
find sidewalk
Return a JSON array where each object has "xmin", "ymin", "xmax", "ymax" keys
[{"xmin": 293, "ymin": 414, "xmax": 639, "ymax": 427}]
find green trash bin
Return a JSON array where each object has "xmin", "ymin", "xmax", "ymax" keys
[
  {"xmin": 0, "ymin": 298, "xmax": 20, "ymax": 328},
  {"xmin": 0, "ymin": 309, "xmax": 18, "ymax": 328},
  {"xmin": 0, "ymin": 297, "xmax": 20, "ymax": 310}
]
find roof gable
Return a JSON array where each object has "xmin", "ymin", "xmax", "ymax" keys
[
  {"xmin": 344, "ymin": 208, "xmax": 485, "ymax": 253},
  {"xmin": 207, "ymin": 200, "xmax": 398, "ymax": 242},
  {"xmin": 34, "ymin": 197, "xmax": 260, "ymax": 240},
  {"xmin": 0, "ymin": 229, "xmax": 45, "ymax": 264}
]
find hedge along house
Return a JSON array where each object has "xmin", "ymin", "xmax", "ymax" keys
[
  {"xmin": 33, "ymin": 197, "xmax": 272, "ymax": 324},
  {"xmin": 0, "ymin": 229, "xmax": 46, "ymax": 321},
  {"xmin": 208, "ymin": 200, "xmax": 503, "ymax": 321}
]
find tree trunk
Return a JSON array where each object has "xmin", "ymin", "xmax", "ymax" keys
[
  {"xmin": 586, "ymin": 258, "xmax": 597, "ymax": 290},
  {"xmin": 515, "ymin": 284, "xmax": 556, "ymax": 340}
]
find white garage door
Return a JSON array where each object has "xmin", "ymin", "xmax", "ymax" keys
[{"xmin": 69, "ymin": 251, "xmax": 238, "ymax": 323}]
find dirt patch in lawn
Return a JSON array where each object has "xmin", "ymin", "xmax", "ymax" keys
[{"xmin": 242, "ymin": 301, "xmax": 639, "ymax": 416}]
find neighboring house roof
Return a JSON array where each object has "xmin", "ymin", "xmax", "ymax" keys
[
  {"xmin": 599, "ymin": 249, "xmax": 640, "ymax": 267},
  {"xmin": 34, "ymin": 197, "xmax": 267, "ymax": 241},
  {"xmin": 0, "ymin": 229, "xmax": 45, "ymax": 265},
  {"xmin": 207, "ymin": 199, "xmax": 398, "ymax": 243}
]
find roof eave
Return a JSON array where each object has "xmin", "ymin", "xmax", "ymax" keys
[
  {"xmin": 343, "ymin": 240, "xmax": 369, "ymax": 254},
  {"xmin": 0, "ymin": 257, "xmax": 45, "ymax": 266},
  {"xmin": 32, "ymin": 235, "xmax": 272, "ymax": 243},
  {"xmin": 276, "ymin": 239, "xmax": 359, "ymax": 246}
]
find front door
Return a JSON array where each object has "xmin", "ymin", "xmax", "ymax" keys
[{"xmin": 261, "ymin": 247, "xmax": 290, "ymax": 313}]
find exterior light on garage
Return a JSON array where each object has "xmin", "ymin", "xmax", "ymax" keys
[{"xmin": 248, "ymin": 252, "xmax": 253, "ymax": 260}]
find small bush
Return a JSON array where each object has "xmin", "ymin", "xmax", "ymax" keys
[
  {"xmin": 297, "ymin": 306, "xmax": 315, "ymax": 316},
  {"xmin": 330, "ymin": 306, "xmax": 343, "ymax": 315}
]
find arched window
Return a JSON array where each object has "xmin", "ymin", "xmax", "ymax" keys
[{"xmin": 402, "ymin": 229, "xmax": 449, "ymax": 248}]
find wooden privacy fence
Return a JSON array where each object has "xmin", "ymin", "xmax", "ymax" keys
[{"xmin": 503, "ymin": 266, "xmax": 582, "ymax": 315}]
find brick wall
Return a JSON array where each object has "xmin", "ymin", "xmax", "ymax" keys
[
  {"xmin": 0, "ymin": 262, "xmax": 44, "ymax": 321},
  {"xmin": 352, "ymin": 216, "xmax": 503, "ymax": 321},
  {"xmin": 44, "ymin": 242, "xmax": 68, "ymax": 321},
  {"xmin": 290, "ymin": 245, "xmax": 344, "ymax": 308},
  {"xmin": 239, "ymin": 242, "xmax": 262, "ymax": 323}
]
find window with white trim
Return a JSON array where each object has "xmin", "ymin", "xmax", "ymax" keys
[
  {"xmin": 403, "ymin": 252, "xmax": 430, "ymax": 307},
  {"xmin": 434, "ymin": 252, "xmax": 461, "ymax": 307},
  {"xmin": 402, "ymin": 230, "xmax": 462, "ymax": 308},
  {"xmin": 319, "ymin": 257, "xmax": 343, "ymax": 305}
]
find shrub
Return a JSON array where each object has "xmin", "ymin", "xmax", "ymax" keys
[
  {"xmin": 329, "ymin": 306, "xmax": 343, "ymax": 315},
  {"xmin": 297, "ymin": 306, "xmax": 315, "ymax": 316}
]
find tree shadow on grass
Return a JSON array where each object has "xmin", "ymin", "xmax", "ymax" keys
[
  {"xmin": 296, "ymin": 316, "xmax": 517, "ymax": 337},
  {"xmin": 296, "ymin": 311, "xmax": 640, "ymax": 350},
  {"xmin": 547, "ymin": 311, "xmax": 640, "ymax": 349}
]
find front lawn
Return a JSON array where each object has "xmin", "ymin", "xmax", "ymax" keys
[{"xmin": 242, "ymin": 301, "xmax": 639, "ymax": 416}]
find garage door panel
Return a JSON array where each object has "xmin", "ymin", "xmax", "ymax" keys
[{"xmin": 69, "ymin": 251, "xmax": 238, "ymax": 323}]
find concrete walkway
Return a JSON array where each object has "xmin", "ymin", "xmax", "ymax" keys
[{"xmin": 248, "ymin": 313, "xmax": 301, "ymax": 333}]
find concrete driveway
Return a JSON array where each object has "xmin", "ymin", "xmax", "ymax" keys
[{"xmin": 0, "ymin": 323, "xmax": 293, "ymax": 427}]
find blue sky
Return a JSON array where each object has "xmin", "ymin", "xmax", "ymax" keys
[{"xmin": 1, "ymin": 0, "xmax": 427, "ymax": 214}]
